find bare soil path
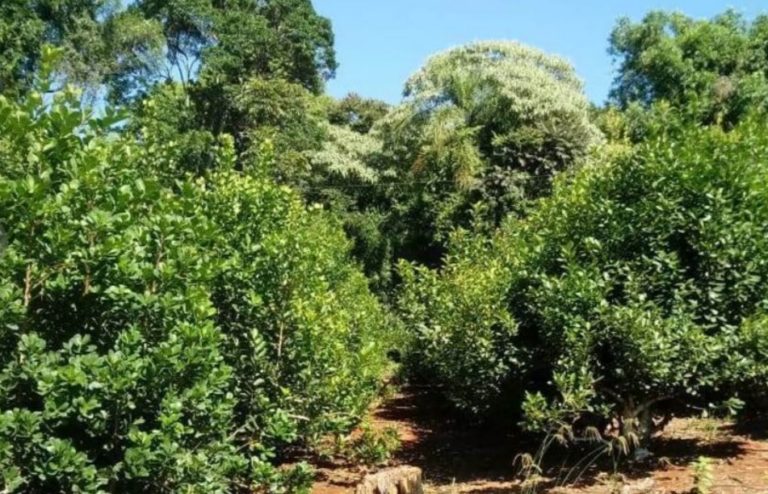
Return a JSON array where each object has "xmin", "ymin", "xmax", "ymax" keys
[{"xmin": 310, "ymin": 387, "xmax": 768, "ymax": 493}]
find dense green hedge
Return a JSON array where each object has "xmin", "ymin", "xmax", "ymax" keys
[
  {"xmin": 400, "ymin": 115, "xmax": 768, "ymax": 441},
  {"xmin": 0, "ymin": 83, "xmax": 393, "ymax": 492}
]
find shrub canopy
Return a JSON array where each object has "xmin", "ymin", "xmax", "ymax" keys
[
  {"xmin": 400, "ymin": 115, "xmax": 768, "ymax": 440},
  {"xmin": 0, "ymin": 76, "xmax": 393, "ymax": 492}
]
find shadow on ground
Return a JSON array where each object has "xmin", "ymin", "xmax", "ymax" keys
[
  {"xmin": 380, "ymin": 387, "xmax": 753, "ymax": 493},
  {"xmin": 381, "ymin": 386, "xmax": 522, "ymax": 486}
]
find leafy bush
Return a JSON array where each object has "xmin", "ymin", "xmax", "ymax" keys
[
  {"xmin": 346, "ymin": 424, "xmax": 400, "ymax": 466},
  {"xmin": 315, "ymin": 422, "xmax": 400, "ymax": 467},
  {"xmin": 398, "ymin": 232, "xmax": 517, "ymax": 415},
  {"xmin": 0, "ymin": 76, "xmax": 394, "ymax": 491},
  {"xmin": 0, "ymin": 83, "xmax": 249, "ymax": 493},
  {"xmin": 203, "ymin": 170, "xmax": 396, "ymax": 446},
  {"xmin": 400, "ymin": 115, "xmax": 768, "ymax": 443},
  {"xmin": 133, "ymin": 77, "xmax": 401, "ymax": 298}
]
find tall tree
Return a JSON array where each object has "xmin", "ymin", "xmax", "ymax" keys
[
  {"xmin": 129, "ymin": 0, "xmax": 338, "ymax": 167},
  {"xmin": 610, "ymin": 10, "xmax": 768, "ymax": 126},
  {"xmin": 377, "ymin": 41, "xmax": 601, "ymax": 267},
  {"xmin": 0, "ymin": 0, "xmax": 106, "ymax": 95},
  {"xmin": 0, "ymin": 0, "xmax": 336, "ymax": 102},
  {"xmin": 0, "ymin": 0, "xmax": 165, "ymax": 99},
  {"xmin": 133, "ymin": 0, "xmax": 336, "ymax": 95}
]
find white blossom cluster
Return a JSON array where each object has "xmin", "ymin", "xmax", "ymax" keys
[
  {"xmin": 310, "ymin": 123, "xmax": 382, "ymax": 183},
  {"xmin": 404, "ymin": 40, "xmax": 596, "ymax": 128}
]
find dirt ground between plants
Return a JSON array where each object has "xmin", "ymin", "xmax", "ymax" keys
[{"xmin": 310, "ymin": 387, "xmax": 768, "ymax": 494}]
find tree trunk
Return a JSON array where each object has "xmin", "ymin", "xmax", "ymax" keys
[{"xmin": 619, "ymin": 397, "xmax": 654, "ymax": 450}]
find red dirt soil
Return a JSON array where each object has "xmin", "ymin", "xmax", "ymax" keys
[{"xmin": 311, "ymin": 388, "xmax": 768, "ymax": 493}]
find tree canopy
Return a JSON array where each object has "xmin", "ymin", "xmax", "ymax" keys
[
  {"xmin": 610, "ymin": 10, "xmax": 768, "ymax": 125},
  {"xmin": 0, "ymin": 0, "xmax": 166, "ymax": 99},
  {"xmin": 0, "ymin": 0, "xmax": 336, "ymax": 102},
  {"xmin": 376, "ymin": 41, "xmax": 601, "ymax": 267}
]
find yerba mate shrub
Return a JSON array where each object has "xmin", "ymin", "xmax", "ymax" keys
[
  {"xmin": 0, "ymin": 63, "xmax": 393, "ymax": 493},
  {"xmin": 401, "ymin": 114, "xmax": 768, "ymax": 444}
]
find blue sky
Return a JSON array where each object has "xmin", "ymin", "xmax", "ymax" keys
[{"xmin": 314, "ymin": 0, "xmax": 768, "ymax": 105}]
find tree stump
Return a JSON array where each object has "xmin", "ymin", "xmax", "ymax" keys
[{"xmin": 354, "ymin": 466, "xmax": 423, "ymax": 494}]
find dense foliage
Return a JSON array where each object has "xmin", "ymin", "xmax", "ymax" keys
[
  {"xmin": 375, "ymin": 41, "xmax": 601, "ymax": 267},
  {"xmin": 400, "ymin": 115, "xmax": 768, "ymax": 441},
  {"xmin": 0, "ymin": 0, "xmax": 165, "ymax": 99},
  {"xmin": 0, "ymin": 0, "xmax": 335, "ymax": 104},
  {"xmin": 610, "ymin": 10, "xmax": 768, "ymax": 126},
  {"xmin": 4, "ymin": 1, "xmax": 768, "ymax": 490},
  {"xmin": 0, "ymin": 62, "xmax": 392, "ymax": 492}
]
